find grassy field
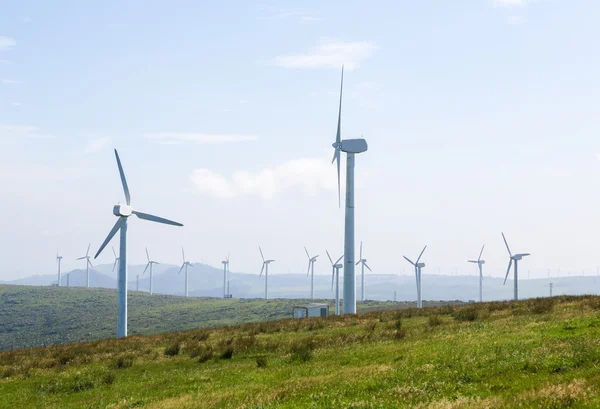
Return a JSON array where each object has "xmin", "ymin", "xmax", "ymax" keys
[
  {"xmin": 1, "ymin": 295, "xmax": 600, "ymax": 408},
  {"xmin": 0, "ymin": 284, "xmax": 422, "ymax": 351}
]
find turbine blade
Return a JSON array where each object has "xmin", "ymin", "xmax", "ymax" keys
[
  {"xmin": 133, "ymin": 210, "xmax": 183, "ymax": 226},
  {"xmin": 112, "ymin": 259, "xmax": 117, "ymax": 272},
  {"xmin": 307, "ymin": 261, "xmax": 311, "ymax": 277},
  {"xmin": 260, "ymin": 262, "xmax": 265, "ymax": 277},
  {"xmin": 403, "ymin": 256, "xmax": 415, "ymax": 266},
  {"xmin": 114, "ymin": 149, "xmax": 131, "ymax": 206},
  {"xmin": 142, "ymin": 262, "xmax": 149, "ymax": 275},
  {"xmin": 335, "ymin": 149, "xmax": 341, "ymax": 208},
  {"xmin": 77, "ymin": 256, "xmax": 86, "ymax": 260},
  {"xmin": 416, "ymin": 245, "xmax": 427, "ymax": 264},
  {"xmin": 501, "ymin": 232, "xmax": 512, "ymax": 256},
  {"xmin": 331, "ymin": 267, "xmax": 335, "ymax": 291},
  {"xmin": 335, "ymin": 255, "xmax": 344, "ymax": 265},
  {"xmin": 112, "ymin": 246, "xmax": 117, "ymax": 258},
  {"xmin": 467, "ymin": 260, "xmax": 478, "ymax": 263},
  {"xmin": 503, "ymin": 259, "xmax": 513, "ymax": 285},
  {"xmin": 94, "ymin": 218, "xmax": 124, "ymax": 259},
  {"xmin": 304, "ymin": 246, "xmax": 310, "ymax": 260},
  {"xmin": 360, "ymin": 241, "xmax": 363, "ymax": 260},
  {"xmin": 365, "ymin": 263, "xmax": 372, "ymax": 272},
  {"xmin": 326, "ymin": 250, "xmax": 333, "ymax": 265},
  {"xmin": 88, "ymin": 258, "xmax": 93, "ymax": 268},
  {"xmin": 478, "ymin": 244, "xmax": 485, "ymax": 262},
  {"xmin": 336, "ymin": 66, "xmax": 343, "ymax": 146},
  {"xmin": 146, "ymin": 247, "xmax": 150, "ymax": 262},
  {"xmin": 182, "ymin": 247, "xmax": 185, "ymax": 263},
  {"xmin": 355, "ymin": 260, "xmax": 361, "ymax": 266},
  {"xmin": 178, "ymin": 264, "xmax": 184, "ymax": 274},
  {"xmin": 86, "ymin": 243, "xmax": 91, "ymax": 257},
  {"xmin": 259, "ymin": 246, "xmax": 265, "ymax": 262}
]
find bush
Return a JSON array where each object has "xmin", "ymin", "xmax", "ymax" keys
[
  {"xmin": 453, "ymin": 307, "xmax": 479, "ymax": 322},
  {"xmin": 530, "ymin": 298, "xmax": 555, "ymax": 314},
  {"xmin": 587, "ymin": 298, "xmax": 600, "ymax": 311},
  {"xmin": 198, "ymin": 349, "xmax": 213, "ymax": 363},
  {"xmin": 256, "ymin": 357, "xmax": 267, "ymax": 368},
  {"xmin": 164, "ymin": 342, "xmax": 180, "ymax": 357},
  {"xmin": 111, "ymin": 355, "xmax": 134, "ymax": 369},
  {"xmin": 428, "ymin": 315, "xmax": 442, "ymax": 327},
  {"xmin": 290, "ymin": 340, "xmax": 315, "ymax": 363},
  {"xmin": 220, "ymin": 347, "xmax": 234, "ymax": 360},
  {"xmin": 394, "ymin": 329, "xmax": 406, "ymax": 340}
]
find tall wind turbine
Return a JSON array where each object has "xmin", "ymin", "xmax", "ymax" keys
[
  {"xmin": 330, "ymin": 66, "xmax": 369, "ymax": 315},
  {"xmin": 327, "ymin": 250, "xmax": 344, "ymax": 315},
  {"xmin": 468, "ymin": 245, "xmax": 485, "ymax": 302},
  {"xmin": 222, "ymin": 253, "xmax": 230, "ymax": 298},
  {"xmin": 502, "ymin": 232, "xmax": 530, "ymax": 301},
  {"xmin": 56, "ymin": 252, "xmax": 63, "ymax": 287},
  {"xmin": 143, "ymin": 247, "xmax": 159, "ymax": 295},
  {"xmin": 179, "ymin": 247, "xmax": 193, "ymax": 297},
  {"xmin": 259, "ymin": 247, "xmax": 275, "ymax": 300},
  {"xmin": 94, "ymin": 149, "xmax": 183, "ymax": 338},
  {"xmin": 77, "ymin": 244, "xmax": 93, "ymax": 288},
  {"xmin": 304, "ymin": 247, "xmax": 319, "ymax": 299},
  {"xmin": 355, "ymin": 241, "xmax": 372, "ymax": 301},
  {"xmin": 112, "ymin": 247, "xmax": 120, "ymax": 273},
  {"xmin": 403, "ymin": 246, "xmax": 427, "ymax": 309}
]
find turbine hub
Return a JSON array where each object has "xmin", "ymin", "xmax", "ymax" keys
[{"xmin": 113, "ymin": 204, "xmax": 133, "ymax": 217}]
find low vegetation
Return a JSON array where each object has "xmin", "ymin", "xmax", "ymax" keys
[{"xmin": 1, "ymin": 295, "xmax": 599, "ymax": 408}]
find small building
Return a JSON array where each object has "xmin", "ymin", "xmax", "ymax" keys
[{"xmin": 293, "ymin": 303, "xmax": 329, "ymax": 318}]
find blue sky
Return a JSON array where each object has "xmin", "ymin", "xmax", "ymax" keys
[{"xmin": 1, "ymin": 1, "xmax": 600, "ymax": 281}]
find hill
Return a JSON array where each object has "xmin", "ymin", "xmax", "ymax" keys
[
  {"xmin": 1, "ymin": 295, "xmax": 599, "ymax": 408},
  {"xmin": 0, "ymin": 285, "xmax": 418, "ymax": 351}
]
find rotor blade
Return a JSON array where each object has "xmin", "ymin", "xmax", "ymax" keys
[
  {"xmin": 478, "ymin": 245, "xmax": 485, "ymax": 262},
  {"xmin": 334, "ymin": 148, "xmax": 341, "ymax": 208},
  {"xmin": 77, "ymin": 256, "xmax": 86, "ymax": 260},
  {"xmin": 178, "ymin": 264, "xmax": 184, "ymax": 274},
  {"xmin": 326, "ymin": 250, "xmax": 333, "ymax": 265},
  {"xmin": 335, "ymin": 255, "xmax": 344, "ymax": 265},
  {"xmin": 365, "ymin": 263, "xmax": 372, "ymax": 272},
  {"xmin": 146, "ymin": 247, "xmax": 150, "ymax": 262},
  {"xmin": 355, "ymin": 260, "xmax": 361, "ymax": 266},
  {"xmin": 86, "ymin": 243, "xmax": 91, "ymax": 257},
  {"xmin": 182, "ymin": 247, "xmax": 185, "ymax": 263},
  {"xmin": 503, "ymin": 259, "xmax": 513, "ymax": 285},
  {"xmin": 94, "ymin": 218, "xmax": 124, "ymax": 259},
  {"xmin": 467, "ymin": 260, "xmax": 478, "ymax": 263},
  {"xmin": 403, "ymin": 256, "xmax": 415, "ymax": 266},
  {"xmin": 133, "ymin": 210, "xmax": 183, "ymax": 226},
  {"xmin": 260, "ymin": 262, "xmax": 265, "ymax": 277},
  {"xmin": 360, "ymin": 241, "xmax": 363, "ymax": 260},
  {"xmin": 114, "ymin": 149, "xmax": 131, "ymax": 206},
  {"xmin": 142, "ymin": 262, "xmax": 150, "ymax": 275},
  {"xmin": 336, "ymin": 66, "xmax": 343, "ymax": 145},
  {"xmin": 501, "ymin": 232, "xmax": 512, "ymax": 256},
  {"xmin": 307, "ymin": 261, "xmax": 311, "ymax": 277},
  {"xmin": 331, "ymin": 266, "xmax": 335, "ymax": 291},
  {"xmin": 416, "ymin": 245, "xmax": 427, "ymax": 264},
  {"xmin": 112, "ymin": 247, "xmax": 117, "ymax": 258},
  {"xmin": 259, "ymin": 246, "xmax": 265, "ymax": 262},
  {"xmin": 87, "ymin": 258, "xmax": 93, "ymax": 268},
  {"xmin": 227, "ymin": 252, "xmax": 230, "ymax": 263},
  {"xmin": 112, "ymin": 259, "xmax": 117, "ymax": 272}
]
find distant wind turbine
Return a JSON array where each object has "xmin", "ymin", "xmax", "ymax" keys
[
  {"xmin": 259, "ymin": 247, "xmax": 275, "ymax": 300},
  {"xmin": 143, "ymin": 247, "xmax": 159, "ymax": 295},
  {"xmin": 94, "ymin": 149, "xmax": 183, "ymax": 338},
  {"xmin": 77, "ymin": 244, "xmax": 93, "ymax": 288},
  {"xmin": 56, "ymin": 251, "xmax": 62, "ymax": 287},
  {"xmin": 467, "ymin": 245, "xmax": 485, "ymax": 302},
  {"xmin": 330, "ymin": 66, "xmax": 369, "ymax": 315},
  {"xmin": 222, "ymin": 253, "xmax": 230, "ymax": 298},
  {"xmin": 355, "ymin": 241, "xmax": 372, "ymax": 301},
  {"xmin": 112, "ymin": 247, "xmax": 120, "ymax": 273},
  {"xmin": 304, "ymin": 247, "xmax": 319, "ymax": 299},
  {"xmin": 179, "ymin": 247, "xmax": 193, "ymax": 297},
  {"xmin": 327, "ymin": 250, "xmax": 344, "ymax": 315},
  {"xmin": 403, "ymin": 246, "xmax": 427, "ymax": 309},
  {"xmin": 502, "ymin": 232, "xmax": 530, "ymax": 301}
]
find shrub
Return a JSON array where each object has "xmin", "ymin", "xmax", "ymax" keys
[
  {"xmin": 587, "ymin": 298, "xmax": 600, "ymax": 311},
  {"xmin": 290, "ymin": 340, "xmax": 315, "ymax": 363},
  {"xmin": 164, "ymin": 342, "xmax": 180, "ymax": 357},
  {"xmin": 366, "ymin": 322, "xmax": 377, "ymax": 334},
  {"xmin": 530, "ymin": 298, "xmax": 555, "ymax": 314},
  {"xmin": 111, "ymin": 355, "xmax": 134, "ymax": 369},
  {"xmin": 428, "ymin": 315, "xmax": 442, "ymax": 327},
  {"xmin": 220, "ymin": 347, "xmax": 234, "ymax": 360},
  {"xmin": 453, "ymin": 307, "xmax": 478, "ymax": 322},
  {"xmin": 198, "ymin": 349, "xmax": 213, "ymax": 363},
  {"xmin": 394, "ymin": 329, "xmax": 406, "ymax": 340},
  {"xmin": 256, "ymin": 357, "xmax": 267, "ymax": 368},
  {"xmin": 393, "ymin": 319, "xmax": 402, "ymax": 330}
]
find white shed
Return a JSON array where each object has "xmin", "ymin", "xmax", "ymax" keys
[{"xmin": 293, "ymin": 303, "xmax": 329, "ymax": 318}]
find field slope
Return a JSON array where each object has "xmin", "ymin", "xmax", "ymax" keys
[{"xmin": 1, "ymin": 296, "xmax": 600, "ymax": 408}]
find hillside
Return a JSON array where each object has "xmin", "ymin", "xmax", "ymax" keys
[
  {"xmin": 0, "ymin": 285, "xmax": 413, "ymax": 351},
  {"xmin": 1, "ymin": 296, "xmax": 599, "ymax": 408}
]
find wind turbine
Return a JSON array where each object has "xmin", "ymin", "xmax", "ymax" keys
[
  {"xmin": 259, "ymin": 247, "xmax": 275, "ymax": 300},
  {"xmin": 467, "ymin": 245, "xmax": 485, "ymax": 302},
  {"xmin": 327, "ymin": 250, "xmax": 344, "ymax": 315},
  {"xmin": 355, "ymin": 241, "xmax": 372, "ymax": 301},
  {"xmin": 112, "ymin": 247, "xmax": 120, "ymax": 273},
  {"xmin": 330, "ymin": 66, "xmax": 368, "ymax": 315},
  {"xmin": 77, "ymin": 244, "xmax": 93, "ymax": 288},
  {"xmin": 94, "ymin": 149, "xmax": 183, "ymax": 338},
  {"xmin": 143, "ymin": 247, "xmax": 159, "ymax": 295},
  {"xmin": 304, "ymin": 247, "xmax": 319, "ymax": 299},
  {"xmin": 502, "ymin": 232, "xmax": 530, "ymax": 301},
  {"xmin": 222, "ymin": 253, "xmax": 230, "ymax": 298},
  {"xmin": 403, "ymin": 246, "xmax": 427, "ymax": 309},
  {"xmin": 56, "ymin": 252, "xmax": 62, "ymax": 287},
  {"xmin": 179, "ymin": 247, "xmax": 193, "ymax": 297}
]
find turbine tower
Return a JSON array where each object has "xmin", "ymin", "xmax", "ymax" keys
[
  {"xmin": 143, "ymin": 247, "xmax": 159, "ymax": 295},
  {"xmin": 56, "ymin": 252, "xmax": 62, "ymax": 287},
  {"xmin": 94, "ymin": 149, "xmax": 183, "ymax": 338},
  {"xmin": 355, "ymin": 241, "xmax": 372, "ymax": 301},
  {"xmin": 304, "ymin": 247, "xmax": 319, "ymax": 299},
  {"xmin": 403, "ymin": 246, "xmax": 427, "ymax": 309},
  {"xmin": 112, "ymin": 247, "xmax": 120, "ymax": 273},
  {"xmin": 467, "ymin": 245, "xmax": 485, "ymax": 302},
  {"xmin": 222, "ymin": 253, "xmax": 230, "ymax": 298},
  {"xmin": 259, "ymin": 246, "xmax": 275, "ymax": 300},
  {"xmin": 330, "ymin": 66, "xmax": 368, "ymax": 315},
  {"xmin": 502, "ymin": 232, "xmax": 530, "ymax": 301},
  {"xmin": 77, "ymin": 244, "xmax": 93, "ymax": 288},
  {"xmin": 178, "ymin": 248, "xmax": 193, "ymax": 297},
  {"xmin": 327, "ymin": 250, "xmax": 344, "ymax": 315}
]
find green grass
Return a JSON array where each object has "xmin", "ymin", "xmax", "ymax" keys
[
  {"xmin": 1, "ymin": 295, "xmax": 600, "ymax": 408},
  {"xmin": 0, "ymin": 285, "xmax": 416, "ymax": 351}
]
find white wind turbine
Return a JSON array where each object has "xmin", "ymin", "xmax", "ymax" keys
[
  {"xmin": 112, "ymin": 247, "xmax": 120, "ymax": 273},
  {"xmin": 355, "ymin": 241, "xmax": 372, "ymax": 301},
  {"xmin": 304, "ymin": 247, "xmax": 319, "ymax": 299},
  {"xmin": 143, "ymin": 247, "xmax": 159, "ymax": 295},
  {"xmin": 77, "ymin": 244, "xmax": 93, "ymax": 288},
  {"xmin": 467, "ymin": 245, "xmax": 485, "ymax": 302},
  {"xmin": 330, "ymin": 66, "xmax": 369, "ymax": 315},
  {"xmin": 94, "ymin": 149, "xmax": 183, "ymax": 338},
  {"xmin": 179, "ymin": 247, "xmax": 193, "ymax": 297},
  {"xmin": 259, "ymin": 246, "xmax": 275, "ymax": 300},
  {"xmin": 56, "ymin": 251, "xmax": 63, "ymax": 287},
  {"xmin": 502, "ymin": 232, "xmax": 530, "ymax": 301},
  {"xmin": 327, "ymin": 250, "xmax": 344, "ymax": 315},
  {"xmin": 222, "ymin": 253, "xmax": 230, "ymax": 298},
  {"xmin": 403, "ymin": 246, "xmax": 427, "ymax": 309}
]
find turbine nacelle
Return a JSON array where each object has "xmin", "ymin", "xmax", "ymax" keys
[
  {"xmin": 340, "ymin": 138, "xmax": 368, "ymax": 154},
  {"xmin": 113, "ymin": 204, "xmax": 133, "ymax": 217},
  {"xmin": 334, "ymin": 264, "xmax": 343, "ymax": 268},
  {"xmin": 511, "ymin": 253, "xmax": 530, "ymax": 261},
  {"xmin": 417, "ymin": 263, "xmax": 425, "ymax": 268}
]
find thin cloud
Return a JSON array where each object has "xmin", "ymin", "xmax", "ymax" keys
[
  {"xmin": 274, "ymin": 38, "xmax": 377, "ymax": 71},
  {"xmin": 0, "ymin": 37, "xmax": 16, "ymax": 51},
  {"xmin": 145, "ymin": 132, "xmax": 257, "ymax": 145},
  {"xmin": 83, "ymin": 137, "xmax": 111, "ymax": 154},
  {"xmin": 0, "ymin": 123, "xmax": 53, "ymax": 140},
  {"xmin": 508, "ymin": 15, "xmax": 527, "ymax": 24},
  {"xmin": 262, "ymin": 9, "xmax": 320, "ymax": 24},
  {"xmin": 0, "ymin": 79, "xmax": 19, "ymax": 85},
  {"xmin": 493, "ymin": 0, "xmax": 526, "ymax": 6}
]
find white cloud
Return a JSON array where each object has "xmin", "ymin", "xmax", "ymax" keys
[
  {"xmin": 0, "ymin": 37, "xmax": 16, "ymax": 51},
  {"xmin": 0, "ymin": 79, "xmax": 19, "ymax": 85},
  {"xmin": 263, "ymin": 9, "xmax": 320, "ymax": 24},
  {"xmin": 494, "ymin": 0, "xmax": 526, "ymax": 6},
  {"xmin": 0, "ymin": 123, "xmax": 53, "ymax": 140},
  {"xmin": 274, "ymin": 38, "xmax": 377, "ymax": 71},
  {"xmin": 83, "ymin": 136, "xmax": 111, "ymax": 154},
  {"xmin": 191, "ymin": 158, "xmax": 338, "ymax": 199},
  {"xmin": 145, "ymin": 132, "xmax": 257, "ymax": 145},
  {"xmin": 0, "ymin": 59, "xmax": 12, "ymax": 64}
]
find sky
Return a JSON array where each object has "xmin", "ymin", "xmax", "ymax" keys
[{"xmin": 1, "ymin": 0, "xmax": 600, "ymax": 281}]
